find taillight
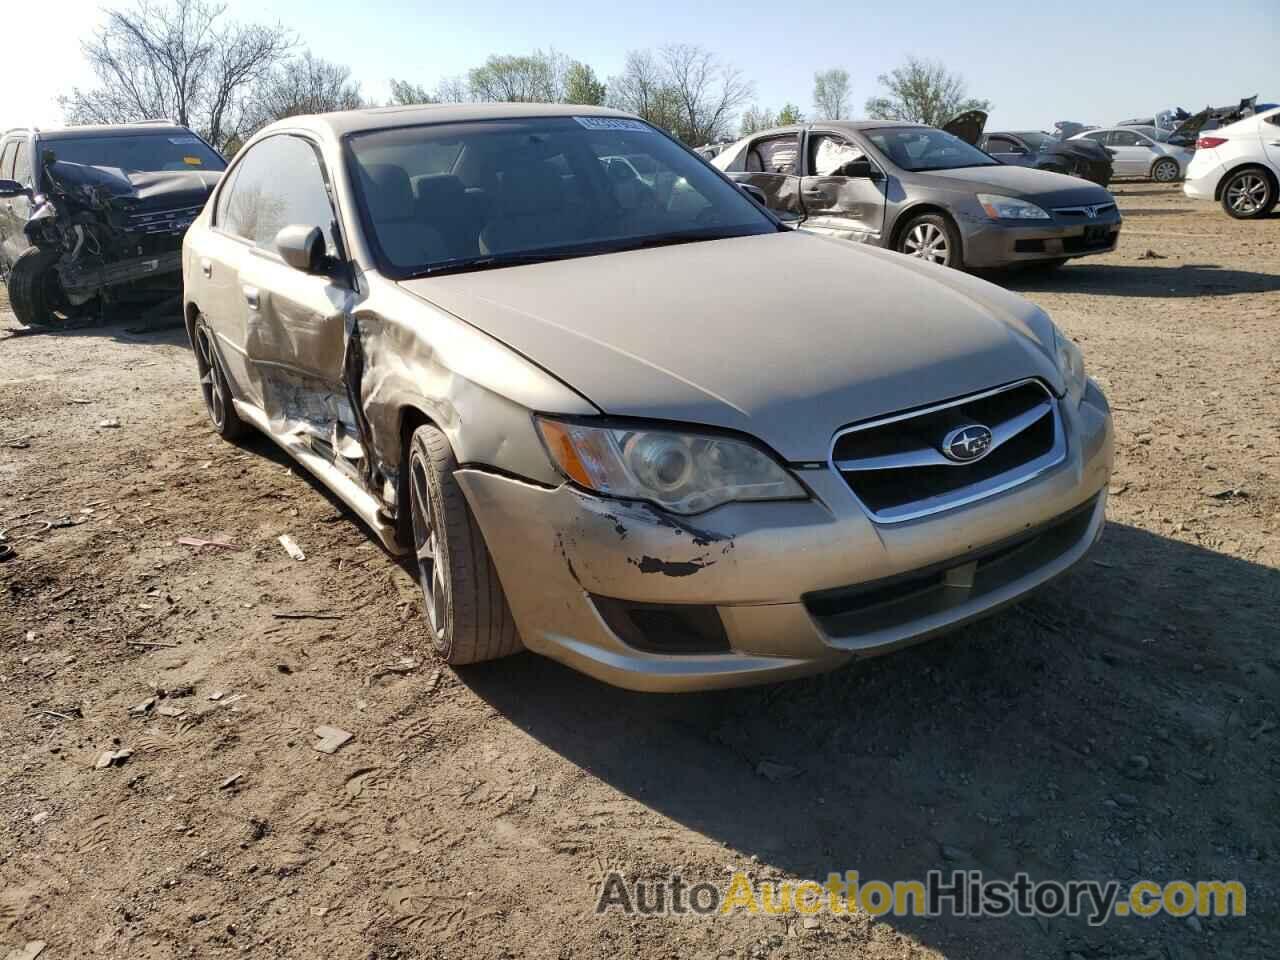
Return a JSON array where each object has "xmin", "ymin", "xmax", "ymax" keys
[{"xmin": 1197, "ymin": 136, "xmax": 1228, "ymax": 149}]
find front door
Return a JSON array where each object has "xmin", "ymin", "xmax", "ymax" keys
[
  {"xmin": 200, "ymin": 133, "xmax": 356, "ymax": 457},
  {"xmin": 1106, "ymin": 129, "xmax": 1155, "ymax": 176},
  {"xmin": 731, "ymin": 131, "xmax": 804, "ymax": 222},
  {"xmin": 796, "ymin": 132, "xmax": 887, "ymax": 243}
]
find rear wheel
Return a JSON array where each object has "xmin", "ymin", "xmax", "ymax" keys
[
  {"xmin": 193, "ymin": 316, "xmax": 248, "ymax": 440},
  {"xmin": 896, "ymin": 213, "xmax": 961, "ymax": 268},
  {"xmin": 407, "ymin": 424, "xmax": 522, "ymax": 665},
  {"xmin": 7, "ymin": 247, "xmax": 67, "ymax": 327},
  {"xmin": 1221, "ymin": 168, "xmax": 1275, "ymax": 219},
  {"xmin": 1151, "ymin": 158, "xmax": 1181, "ymax": 183}
]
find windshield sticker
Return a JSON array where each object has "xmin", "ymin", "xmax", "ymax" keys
[
  {"xmin": 169, "ymin": 136, "xmax": 201, "ymax": 144},
  {"xmin": 183, "ymin": 156, "xmax": 204, "ymax": 165},
  {"xmin": 573, "ymin": 117, "xmax": 652, "ymax": 133}
]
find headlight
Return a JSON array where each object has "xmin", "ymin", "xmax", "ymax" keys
[
  {"xmin": 977, "ymin": 194, "xmax": 1051, "ymax": 220},
  {"xmin": 535, "ymin": 417, "xmax": 805, "ymax": 515},
  {"xmin": 1052, "ymin": 324, "xmax": 1087, "ymax": 406}
]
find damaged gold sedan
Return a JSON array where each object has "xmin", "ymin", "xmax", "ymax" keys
[{"xmin": 182, "ymin": 104, "xmax": 1114, "ymax": 691}]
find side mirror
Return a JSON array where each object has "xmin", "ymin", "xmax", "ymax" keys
[
  {"xmin": 737, "ymin": 182, "xmax": 768, "ymax": 206},
  {"xmin": 275, "ymin": 224, "xmax": 327, "ymax": 274},
  {"xmin": 834, "ymin": 158, "xmax": 879, "ymax": 180},
  {"xmin": 0, "ymin": 179, "xmax": 29, "ymax": 199}
]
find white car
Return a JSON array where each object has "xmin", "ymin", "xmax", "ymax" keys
[
  {"xmin": 1183, "ymin": 107, "xmax": 1280, "ymax": 219},
  {"xmin": 1070, "ymin": 127, "xmax": 1193, "ymax": 182}
]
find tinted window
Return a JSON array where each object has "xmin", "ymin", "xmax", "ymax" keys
[
  {"xmin": 985, "ymin": 136, "xmax": 1020, "ymax": 152},
  {"xmin": 39, "ymin": 134, "xmax": 225, "ymax": 173},
  {"xmin": 0, "ymin": 141, "xmax": 15, "ymax": 179},
  {"xmin": 348, "ymin": 117, "xmax": 776, "ymax": 277},
  {"xmin": 1110, "ymin": 130, "xmax": 1143, "ymax": 147},
  {"xmin": 864, "ymin": 127, "xmax": 998, "ymax": 171},
  {"xmin": 1018, "ymin": 132, "xmax": 1057, "ymax": 150},
  {"xmin": 810, "ymin": 135, "xmax": 865, "ymax": 176},
  {"xmin": 220, "ymin": 135, "xmax": 336, "ymax": 252}
]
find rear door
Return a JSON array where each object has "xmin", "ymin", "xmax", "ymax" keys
[
  {"xmin": 1263, "ymin": 113, "xmax": 1280, "ymax": 173},
  {"xmin": 202, "ymin": 133, "xmax": 355, "ymax": 449},
  {"xmin": 797, "ymin": 131, "xmax": 887, "ymax": 243},
  {"xmin": 732, "ymin": 131, "xmax": 804, "ymax": 222}
]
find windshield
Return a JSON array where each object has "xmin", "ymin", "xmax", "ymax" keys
[
  {"xmin": 42, "ymin": 134, "xmax": 225, "ymax": 173},
  {"xmin": 865, "ymin": 127, "xmax": 999, "ymax": 172},
  {"xmin": 347, "ymin": 116, "xmax": 777, "ymax": 277}
]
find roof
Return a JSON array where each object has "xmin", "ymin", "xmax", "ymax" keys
[
  {"xmin": 269, "ymin": 102, "xmax": 634, "ymax": 138},
  {"xmin": 34, "ymin": 123, "xmax": 195, "ymax": 141}
]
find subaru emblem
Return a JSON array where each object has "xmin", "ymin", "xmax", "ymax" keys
[{"xmin": 942, "ymin": 424, "xmax": 993, "ymax": 463}]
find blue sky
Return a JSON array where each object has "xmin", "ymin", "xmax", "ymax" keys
[{"xmin": 5, "ymin": 0, "xmax": 1277, "ymax": 133}]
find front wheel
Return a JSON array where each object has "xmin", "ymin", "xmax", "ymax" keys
[
  {"xmin": 1151, "ymin": 158, "xmax": 1181, "ymax": 183},
  {"xmin": 896, "ymin": 213, "xmax": 961, "ymax": 268},
  {"xmin": 1221, "ymin": 169, "xmax": 1276, "ymax": 219},
  {"xmin": 407, "ymin": 424, "xmax": 522, "ymax": 665},
  {"xmin": 7, "ymin": 247, "xmax": 67, "ymax": 327}
]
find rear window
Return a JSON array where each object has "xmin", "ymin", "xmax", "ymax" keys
[{"xmin": 40, "ymin": 134, "xmax": 226, "ymax": 173}]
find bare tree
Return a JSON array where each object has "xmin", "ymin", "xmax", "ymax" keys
[
  {"xmin": 434, "ymin": 76, "xmax": 471, "ymax": 103},
  {"xmin": 864, "ymin": 57, "xmax": 991, "ymax": 127},
  {"xmin": 738, "ymin": 105, "xmax": 777, "ymax": 137},
  {"xmin": 59, "ymin": 0, "xmax": 293, "ymax": 152},
  {"xmin": 659, "ymin": 44, "xmax": 752, "ymax": 145},
  {"xmin": 388, "ymin": 78, "xmax": 436, "ymax": 106},
  {"xmin": 607, "ymin": 50, "xmax": 681, "ymax": 133},
  {"xmin": 812, "ymin": 68, "xmax": 851, "ymax": 121},
  {"xmin": 243, "ymin": 51, "xmax": 365, "ymax": 132}
]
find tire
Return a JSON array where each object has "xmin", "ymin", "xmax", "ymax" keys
[
  {"xmin": 1151, "ymin": 158, "xmax": 1181, "ymax": 183},
  {"xmin": 192, "ymin": 316, "xmax": 248, "ymax": 440},
  {"xmin": 7, "ymin": 247, "xmax": 65, "ymax": 327},
  {"xmin": 1221, "ymin": 168, "xmax": 1276, "ymax": 219},
  {"xmin": 407, "ymin": 424, "xmax": 522, "ymax": 665},
  {"xmin": 896, "ymin": 213, "xmax": 962, "ymax": 268}
]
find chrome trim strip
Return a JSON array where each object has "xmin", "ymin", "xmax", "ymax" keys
[
  {"xmin": 834, "ymin": 399, "xmax": 1052, "ymax": 472},
  {"xmin": 828, "ymin": 379, "xmax": 1067, "ymax": 525}
]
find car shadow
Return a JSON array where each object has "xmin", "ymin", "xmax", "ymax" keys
[
  {"xmin": 0, "ymin": 310, "xmax": 189, "ymax": 346},
  {"xmin": 457, "ymin": 523, "xmax": 1278, "ymax": 957},
  {"xmin": 1001, "ymin": 262, "xmax": 1280, "ymax": 298}
]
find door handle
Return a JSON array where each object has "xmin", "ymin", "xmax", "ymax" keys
[
  {"xmin": 200, "ymin": 258, "xmax": 212, "ymax": 278},
  {"xmin": 243, "ymin": 286, "xmax": 260, "ymax": 310}
]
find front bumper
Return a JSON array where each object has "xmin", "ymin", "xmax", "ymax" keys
[
  {"xmin": 456, "ymin": 382, "xmax": 1114, "ymax": 691},
  {"xmin": 958, "ymin": 211, "xmax": 1122, "ymax": 268}
]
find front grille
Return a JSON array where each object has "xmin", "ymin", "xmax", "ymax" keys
[
  {"xmin": 1052, "ymin": 202, "xmax": 1117, "ymax": 219},
  {"xmin": 831, "ymin": 379, "xmax": 1065, "ymax": 523},
  {"xmin": 128, "ymin": 204, "xmax": 204, "ymax": 235}
]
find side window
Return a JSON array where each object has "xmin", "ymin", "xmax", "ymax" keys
[
  {"xmin": 13, "ymin": 141, "xmax": 32, "ymax": 185},
  {"xmin": 1084, "ymin": 131, "xmax": 1109, "ymax": 145},
  {"xmin": 220, "ymin": 135, "xmax": 336, "ymax": 253},
  {"xmin": 985, "ymin": 136, "xmax": 1018, "ymax": 153},
  {"xmin": 1267, "ymin": 114, "xmax": 1280, "ymax": 128},
  {"xmin": 0, "ymin": 141, "xmax": 16, "ymax": 179},
  {"xmin": 1111, "ymin": 130, "xmax": 1142, "ymax": 147},
  {"xmin": 748, "ymin": 135, "xmax": 800, "ymax": 175},
  {"xmin": 810, "ymin": 135, "xmax": 865, "ymax": 176}
]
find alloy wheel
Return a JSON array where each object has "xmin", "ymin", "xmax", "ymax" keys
[
  {"xmin": 903, "ymin": 223, "xmax": 949, "ymax": 264},
  {"xmin": 1153, "ymin": 159, "xmax": 1179, "ymax": 182},
  {"xmin": 195, "ymin": 324, "xmax": 227, "ymax": 430},
  {"xmin": 409, "ymin": 455, "xmax": 448, "ymax": 636},
  {"xmin": 1226, "ymin": 174, "xmax": 1268, "ymax": 214}
]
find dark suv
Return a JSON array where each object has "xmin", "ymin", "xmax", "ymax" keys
[{"xmin": 0, "ymin": 121, "xmax": 225, "ymax": 326}]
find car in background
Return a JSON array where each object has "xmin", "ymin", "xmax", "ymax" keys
[
  {"xmin": 181, "ymin": 103, "xmax": 1113, "ymax": 691},
  {"xmin": 976, "ymin": 130, "xmax": 1113, "ymax": 186},
  {"xmin": 1068, "ymin": 127, "xmax": 1192, "ymax": 182},
  {"xmin": 0, "ymin": 121, "xmax": 225, "ymax": 327},
  {"xmin": 1183, "ymin": 106, "xmax": 1280, "ymax": 219},
  {"xmin": 713, "ymin": 120, "xmax": 1120, "ymax": 269}
]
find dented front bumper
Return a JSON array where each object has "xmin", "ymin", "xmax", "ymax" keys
[{"xmin": 455, "ymin": 384, "xmax": 1114, "ymax": 691}]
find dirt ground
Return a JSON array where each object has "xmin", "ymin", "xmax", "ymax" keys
[{"xmin": 1, "ymin": 183, "xmax": 1278, "ymax": 960}]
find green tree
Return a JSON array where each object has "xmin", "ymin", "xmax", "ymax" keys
[
  {"xmin": 738, "ymin": 104, "xmax": 776, "ymax": 137},
  {"xmin": 563, "ymin": 61, "xmax": 606, "ymax": 105},
  {"xmin": 776, "ymin": 102, "xmax": 805, "ymax": 125},
  {"xmin": 388, "ymin": 78, "xmax": 436, "ymax": 106},
  {"xmin": 468, "ymin": 50, "xmax": 563, "ymax": 102},
  {"xmin": 864, "ymin": 57, "xmax": 991, "ymax": 126},
  {"xmin": 812, "ymin": 68, "xmax": 850, "ymax": 121}
]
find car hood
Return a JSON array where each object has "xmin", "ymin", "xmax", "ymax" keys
[
  {"xmin": 911, "ymin": 164, "xmax": 1114, "ymax": 206},
  {"xmin": 46, "ymin": 161, "xmax": 222, "ymax": 212},
  {"xmin": 399, "ymin": 232, "xmax": 1064, "ymax": 460}
]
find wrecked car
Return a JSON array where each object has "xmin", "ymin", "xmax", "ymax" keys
[
  {"xmin": 944, "ymin": 111, "xmax": 1113, "ymax": 186},
  {"xmin": 1166, "ymin": 96, "xmax": 1278, "ymax": 147},
  {"xmin": 1067, "ymin": 126, "xmax": 1193, "ymax": 182},
  {"xmin": 183, "ymin": 104, "xmax": 1113, "ymax": 692},
  {"xmin": 0, "ymin": 122, "xmax": 225, "ymax": 327},
  {"xmin": 712, "ymin": 120, "xmax": 1121, "ymax": 269},
  {"xmin": 1184, "ymin": 105, "xmax": 1280, "ymax": 219}
]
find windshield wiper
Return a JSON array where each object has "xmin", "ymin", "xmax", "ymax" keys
[{"xmin": 413, "ymin": 249, "xmax": 594, "ymax": 277}]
